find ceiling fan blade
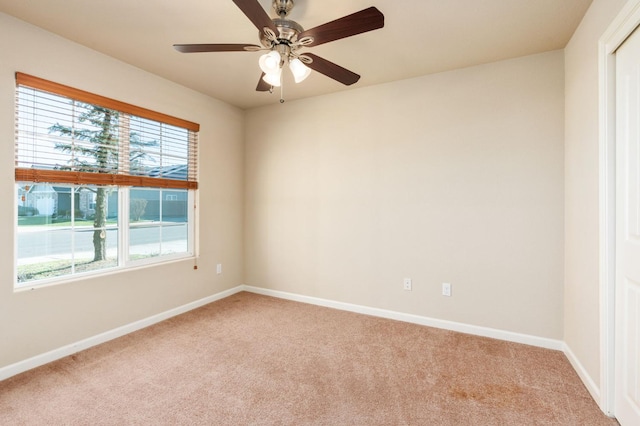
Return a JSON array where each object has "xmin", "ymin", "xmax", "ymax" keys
[
  {"xmin": 297, "ymin": 7, "xmax": 384, "ymax": 47},
  {"xmin": 232, "ymin": 0, "xmax": 278, "ymax": 34},
  {"xmin": 173, "ymin": 44, "xmax": 260, "ymax": 53},
  {"xmin": 256, "ymin": 73, "xmax": 271, "ymax": 91},
  {"xmin": 303, "ymin": 53, "xmax": 360, "ymax": 86}
]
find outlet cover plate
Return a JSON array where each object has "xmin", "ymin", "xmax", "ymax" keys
[
  {"xmin": 442, "ymin": 282, "xmax": 451, "ymax": 296},
  {"xmin": 403, "ymin": 278, "xmax": 412, "ymax": 291}
]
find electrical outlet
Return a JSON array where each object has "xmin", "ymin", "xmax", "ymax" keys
[
  {"xmin": 403, "ymin": 278, "xmax": 412, "ymax": 291},
  {"xmin": 442, "ymin": 282, "xmax": 451, "ymax": 297},
  {"xmin": 216, "ymin": 264, "xmax": 222, "ymax": 274}
]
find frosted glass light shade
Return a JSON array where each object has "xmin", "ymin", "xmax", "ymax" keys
[
  {"xmin": 262, "ymin": 69, "xmax": 282, "ymax": 87},
  {"xmin": 259, "ymin": 51, "xmax": 281, "ymax": 74},
  {"xmin": 289, "ymin": 58, "xmax": 311, "ymax": 83}
]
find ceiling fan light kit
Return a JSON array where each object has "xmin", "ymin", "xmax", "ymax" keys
[
  {"xmin": 259, "ymin": 50, "xmax": 281, "ymax": 75},
  {"xmin": 173, "ymin": 0, "xmax": 384, "ymax": 103},
  {"xmin": 262, "ymin": 68, "xmax": 282, "ymax": 87},
  {"xmin": 289, "ymin": 57, "xmax": 311, "ymax": 83}
]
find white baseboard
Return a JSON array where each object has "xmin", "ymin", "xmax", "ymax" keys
[
  {"xmin": 563, "ymin": 342, "xmax": 602, "ymax": 407},
  {"xmin": 0, "ymin": 284, "xmax": 574, "ymax": 384},
  {"xmin": 0, "ymin": 285, "xmax": 245, "ymax": 382},
  {"xmin": 241, "ymin": 285, "xmax": 565, "ymax": 351}
]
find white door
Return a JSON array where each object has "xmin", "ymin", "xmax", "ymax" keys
[{"xmin": 616, "ymin": 25, "xmax": 640, "ymax": 426}]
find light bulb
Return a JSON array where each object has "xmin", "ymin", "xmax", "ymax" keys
[
  {"xmin": 289, "ymin": 58, "xmax": 311, "ymax": 83},
  {"xmin": 263, "ymin": 68, "xmax": 282, "ymax": 87},
  {"xmin": 259, "ymin": 51, "xmax": 281, "ymax": 74}
]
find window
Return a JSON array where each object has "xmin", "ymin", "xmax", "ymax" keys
[{"xmin": 14, "ymin": 73, "xmax": 199, "ymax": 287}]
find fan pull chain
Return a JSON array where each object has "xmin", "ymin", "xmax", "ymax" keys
[{"xmin": 280, "ymin": 81, "xmax": 285, "ymax": 103}]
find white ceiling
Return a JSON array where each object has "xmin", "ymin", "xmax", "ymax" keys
[{"xmin": 0, "ymin": 0, "xmax": 593, "ymax": 110}]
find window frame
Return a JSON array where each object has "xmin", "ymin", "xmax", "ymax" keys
[{"xmin": 14, "ymin": 73, "xmax": 199, "ymax": 289}]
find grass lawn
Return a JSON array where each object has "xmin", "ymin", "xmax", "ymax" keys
[
  {"xmin": 17, "ymin": 258, "xmax": 118, "ymax": 283},
  {"xmin": 17, "ymin": 253, "xmax": 158, "ymax": 284}
]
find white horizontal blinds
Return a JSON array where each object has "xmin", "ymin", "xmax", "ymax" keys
[
  {"xmin": 128, "ymin": 116, "xmax": 198, "ymax": 182},
  {"xmin": 188, "ymin": 131, "xmax": 198, "ymax": 182},
  {"xmin": 15, "ymin": 86, "xmax": 121, "ymax": 173},
  {"xmin": 14, "ymin": 73, "xmax": 199, "ymax": 190}
]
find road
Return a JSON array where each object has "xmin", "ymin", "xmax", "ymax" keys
[{"xmin": 17, "ymin": 223, "xmax": 188, "ymax": 262}]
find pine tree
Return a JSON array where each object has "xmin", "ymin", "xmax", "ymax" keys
[{"xmin": 49, "ymin": 104, "xmax": 155, "ymax": 261}]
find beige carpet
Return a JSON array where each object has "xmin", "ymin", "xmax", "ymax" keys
[{"xmin": 0, "ymin": 292, "xmax": 618, "ymax": 425}]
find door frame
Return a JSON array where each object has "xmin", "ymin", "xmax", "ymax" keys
[{"xmin": 599, "ymin": 0, "xmax": 640, "ymax": 416}]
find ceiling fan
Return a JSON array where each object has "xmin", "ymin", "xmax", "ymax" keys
[{"xmin": 173, "ymin": 0, "xmax": 384, "ymax": 100}]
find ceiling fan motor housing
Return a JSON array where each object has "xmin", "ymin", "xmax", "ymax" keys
[{"xmin": 260, "ymin": 18, "xmax": 304, "ymax": 47}]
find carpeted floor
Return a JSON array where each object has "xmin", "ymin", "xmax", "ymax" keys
[{"xmin": 0, "ymin": 291, "xmax": 619, "ymax": 425}]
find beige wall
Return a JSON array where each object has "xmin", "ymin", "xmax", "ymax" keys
[
  {"xmin": 563, "ymin": 0, "xmax": 627, "ymax": 392},
  {"xmin": 0, "ymin": 13, "xmax": 244, "ymax": 368},
  {"xmin": 245, "ymin": 50, "xmax": 565, "ymax": 339}
]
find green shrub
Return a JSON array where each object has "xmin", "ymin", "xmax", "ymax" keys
[{"xmin": 18, "ymin": 206, "xmax": 39, "ymax": 216}]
